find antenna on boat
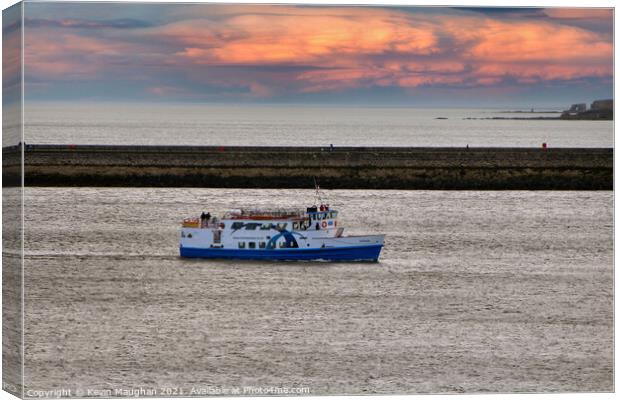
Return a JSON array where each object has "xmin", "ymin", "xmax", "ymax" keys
[{"xmin": 313, "ymin": 177, "xmax": 323, "ymax": 204}]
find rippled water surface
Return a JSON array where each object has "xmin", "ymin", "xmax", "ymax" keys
[
  {"xmin": 23, "ymin": 188, "xmax": 613, "ymax": 394},
  {"xmin": 23, "ymin": 103, "xmax": 613, "ymax": 148}
]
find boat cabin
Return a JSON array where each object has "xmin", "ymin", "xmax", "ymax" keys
[{"xmin": 181, "ymin": 204, "xmax": 342, "ymax": 250}]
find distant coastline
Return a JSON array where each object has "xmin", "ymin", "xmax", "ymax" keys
[
  {"xmin": 463, "ymin": 116, "xmax": 561, "ymax": 121},
  {"xmin": 464, "ymin": 99, "xmax": 613, "ymax": 121},
  {"xmin": 496, "ymin": 110, "xmax": 561, "ymax": 114},
  {"xmin": 463, "ymin": 115, "xmax": 612, "ymax": 121}
]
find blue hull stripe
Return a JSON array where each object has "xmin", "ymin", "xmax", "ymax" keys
[{"xmin": 180, "ymin": 244, "xmax": 383, "ymax": 262}]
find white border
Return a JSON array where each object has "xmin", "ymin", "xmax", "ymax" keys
[{"xmin": 0, "ymin": 1, "xmax": 615, "ymax": 400}]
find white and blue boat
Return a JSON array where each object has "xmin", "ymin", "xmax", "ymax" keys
[{"xmin": 179, "ymin": 204, "xmax": 384, "ymax": 262}]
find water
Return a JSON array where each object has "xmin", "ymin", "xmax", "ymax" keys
[
  {"xmin": 22, "ymin": 188, "xmax": 613, "ymax": 394},
  {"xmin": 23, "ymin": 103, "xmax": 613, "ymax": 148}
]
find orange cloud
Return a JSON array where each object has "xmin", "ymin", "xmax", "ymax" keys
[
  {"xmin": 466, "ymin": 19, "xmax": 612, "ymax": 63},
  {"xmin": 165, "ymin": 12, "xmax": 440, "ymax": 65},
  {"xmin": 154, "ymin": 7, "xmax": 612, "ymax": 91}
]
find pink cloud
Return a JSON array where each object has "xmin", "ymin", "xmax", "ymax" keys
[
  {"xmin": 24, "ymin": 6, "xmax": 613, "ymax": 97},
  {"xmin": 2, "ymin": 32, "xmax": 21, "ymax": 82},
  {"xmin": 543, "ymin": 8, "xmax": 612, "ymax": 20},
  {"xmin": 24, "ymin": 33, "xmax": 138, "ymax": 79}
]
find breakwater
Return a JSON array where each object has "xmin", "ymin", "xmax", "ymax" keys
[{"xmin": 3, "ymin": 144, "xmax": 612, "ymax": 189}]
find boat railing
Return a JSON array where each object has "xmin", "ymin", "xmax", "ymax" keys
[
  {"xmin": 182, "ymin": 217, "xmax": 221, "ymax": 228},
  {"xmin": 182, "ymin": 217, "xmax": 200, "ymax": 228},
  {"xmin": 223, "ymin": 208, "xmax": 306, "ymax": 220}
]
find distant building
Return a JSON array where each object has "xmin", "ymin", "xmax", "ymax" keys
[
  {"xmin": 591, "ymin": 99, "xmax": 613, "ymax": 111},
  {"xmin": 561, "ymin": 99, "xmax": 613, "ymax": 120},
  {"xmin": 567, "ymin": 103, "xmax": 587, "ymax": 114}
]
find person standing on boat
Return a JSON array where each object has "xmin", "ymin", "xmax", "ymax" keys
[{"xmin": 200, "ymin": 211, "xmax": 211, "ymax": 228}]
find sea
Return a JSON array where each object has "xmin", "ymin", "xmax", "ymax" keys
[
  {"xmin": 19, "ymin": 188, "xmax": 612, "ymax": 394},
  {"xmin": 21, "ymin": 102, "xmax": 614, "ymax": 147},
  {"xmin": 11, "ymin": 103, "xmax": 616, "ymax": 394}
]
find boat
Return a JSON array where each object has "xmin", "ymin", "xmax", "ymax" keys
[{"xmin": 179, "ymin": 203, "xmax": 385, "ymax": 262}]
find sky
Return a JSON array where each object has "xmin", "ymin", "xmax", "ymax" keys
[{"xmin": 7, "ymin": 3, "xmax": 615, "ymax": 107}]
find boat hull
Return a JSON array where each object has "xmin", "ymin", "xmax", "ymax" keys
[{"xmin": 180, "ymin": 244, "xmax": 383, "ymax": 262}]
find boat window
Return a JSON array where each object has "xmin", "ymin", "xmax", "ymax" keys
[
  {"xmin": 232, "ymin": 222, "xmax": 244, "ymax": 230},
  {"xmin": 329, "ymin": 211, "xmax": 337, "ymax": 219},
  {"xmin": 279, "ymin": 241, "xmax": 286, "ymax": 248},
  {"xmin": 260, "ymin": 223, "xmax": 272, "ymax": 230},
  {"xmin": 293, "ymin": 222, "xmax": 299, "ymax": 230},
  {"xmin": 245, "ymin": 223, "xmax": 260, "ymax": 230},
  {"xmin": 311, "ymin": 214, "xmax": 316, "ymax": 221},
  {"xmin": 248, "ymin": 242, "xmax": 256, "ymax": 249},
  {"xmin": 322, "ymin": 213, "xmax": 328, "ymax": 219},
  {"xmin": 259, "ymin": 242, "xmax": 266, "ymax": 248},
  {"xmin": 238, "ymin": 241, "xmax": 245, "ymax": 248}
]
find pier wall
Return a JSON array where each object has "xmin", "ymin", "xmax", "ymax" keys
[{"xmin": 3, "ymin": 145, "xmax": 613, "ymax": 189}]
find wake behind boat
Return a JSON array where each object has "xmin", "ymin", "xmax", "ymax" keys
[{"xmin": 179, "ymin": 204, "xmax": 385, "ymax": 262}]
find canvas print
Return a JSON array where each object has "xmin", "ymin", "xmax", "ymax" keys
[{"xmin": 2, "ymin": 1, "xmax": 613, "ymax": 397}]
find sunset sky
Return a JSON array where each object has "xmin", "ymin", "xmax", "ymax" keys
[{"xmin": 10, "ymin": 3, "xmax": 615, "ymax": 107}]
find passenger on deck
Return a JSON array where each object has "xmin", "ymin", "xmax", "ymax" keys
[{"xmin": 315, "ymin": 222, "xmax": 320, "ymax": 230}]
